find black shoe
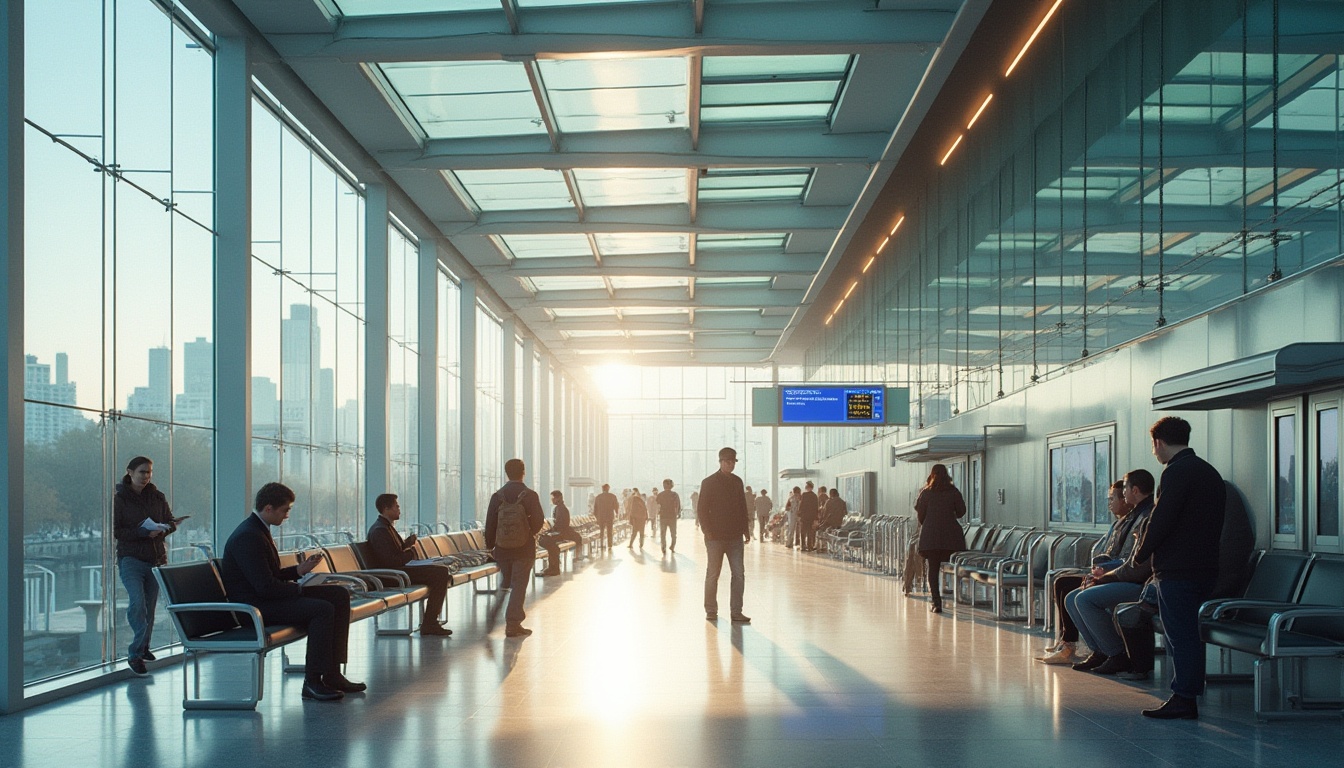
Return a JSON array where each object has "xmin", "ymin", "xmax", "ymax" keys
[
  {"xmin": 731, "ymin": 614, "xmax": 751, "ymax": 624},
  {"xmin": 930, "ymin": 604, "xmax": 943, "ymax": 614},
  {"xmin": 1072, "ymin": 652, "xmax": 1109, "ymax": 672},
  {"xmin": 301, "ymin": 680, "xmax": 344, "ymax": 701},
  {"xmin": 1142, "ymin": 694, "xmax": 1199, "ymax": 720},
  {"xmin": 706, "ymin": 613, "xmax": 718, "ymax": 621},
  {"xmin": 127, "ymin": 658, "xmax": 148, "ymax": 677},
  {"xmin": 505, "ymin": 624, "xmax": 533, "ymax": 637},
  {"xmin": 420, "ymin": 622, "xmax": 453, "ymax": 636},
  {"xmin": 323, "ymin": 673, "xmax": 366, "ymax": 693},
  {"xmin": 540, "ymin": 569, "xmax": 561, "ymax": 577},
  {"xmin": 1091, "ymin": 655, "xmax": 1133, "ymax": 676},
  {"xmin": 142, "ymin": 651, "xmax": 156, "ymax": 662}
]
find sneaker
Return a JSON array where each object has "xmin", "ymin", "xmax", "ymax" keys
[
  {"xmin": 505, "ymin": 624, "xmax": 533, "ymax": 637},
  {"xmin": 731, "ymin": 614, "xmax": 751, "ymax": 624},
  {"xmin": 142, "ymin": 651, "xmax": 157, "ymax": 662},
  {"xmin": 127, "ymin": 658, "xmax": 148, "ymax": 677},
  {"xmin": 1115, "ymin": 669, "xmax": 1152, "ymax": 681},
  {"xmin": 1036, "ymin": 644, "xmax": 1079, "ymax": 665}
]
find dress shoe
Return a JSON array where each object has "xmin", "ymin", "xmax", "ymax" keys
[
  {"xmin": 1037, "ymin": 643, "xmax": 1079, "ymax": 665},
  {"xmin": 301, "ymin": 680, "xmax": 344, "ymax": 701},
  {"xmin": 1142, "ymin": 694, "xmax": 1199, "ymax": 719},
  {"xmin": 930, "ymin": 604, "xmax": 943, "ymax": 614},
  {"xmin": 1090, "ymin": 655, "xmax": 1133, "ymax": 676},
  {"xmin": 731, "ymin": 614, "xmax": 751, "ymax": 624},
  {"xmin": 1116, "ymin": 669, "xmax": 1153, "ymax": 681},
  {"xmin": 505, "ymin": 624, "xmax": 533, "ymax": 637},
  {"xmin": 540, "ymin": 569, "xmax": 561, "ymax": 577},
  {"xmin": 420, "ymin": 622, "xmax": 453, "ymax": 636},
  {"xmin": 1071, "ymin": 652, "xmax": 1109, "ymax": 672},
  {"xmin": 324, "ymin": 673, "xmax": 367, "ymax": 693}
]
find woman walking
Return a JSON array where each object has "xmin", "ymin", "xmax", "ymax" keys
[
  {"xmin": 915, "ymin": 464, "xmax": 966, "ymax": 614},
  {"xmin": 112, "ymin": 456, "xmax": 184, "ymax": 674}
]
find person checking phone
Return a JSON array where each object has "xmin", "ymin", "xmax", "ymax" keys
[
  {"xmin": 113, "ymin": 455, "xmax": 187, "ymax": 677},
  {"xmin": 220, "ymin": 482, "xmax": 364, "ymax": 701}
]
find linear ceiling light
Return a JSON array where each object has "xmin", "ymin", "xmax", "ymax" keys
[
  {"xmin": 844, "ymin": 281, "xmax": 858, "ymax": 299},
  {"xmin": 877, "ymin": 236, "xmax": 890, "ymax": 254},
  {"xmin": 833, "ymin": 299, "xmax": 845, "ymax": 314},
  {"xmin": 890, "ymin": 215, "xmax": 905, "ymax": 236},
  {"xmin": 863, "ymin": 255, "xmax": 876, "ymax": 273},
  {"xmin": 1005, "ymin": 0, "xmax": 1065, "ymax": 77},
  {"xmin": 939, "ymin": 134, "xmax": 964, "ymax": 166},
  {"xmin": 967, "ymin": 93, "xmax": 994, "ymax": 129}
]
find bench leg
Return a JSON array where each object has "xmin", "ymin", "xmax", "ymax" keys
[
  {"xmin": 375, "ymin": 602, "xmax": 414, "ymax": 636},
  {"xmin": 181, "ymin": 650, "xmax": 266, "ymax": 711}
]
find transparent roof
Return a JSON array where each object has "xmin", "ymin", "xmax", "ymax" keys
[
  {"xmin": 517, "ymin": 0, "xmax": 666, "ymax": 6},
  {"xmin": 1070, "ymin": 232, "xmax": 1164, "ymax": 253},
  {"xmin": 594, "ymin": 233, "xmax": 689, "ymax": 256},
  {"xmin": 333, "ymin": 0, "xmax": 499, "ymax": 15},
  {"xmin": 610, "ymin": 276, "xmax": 688, "ymax": 290},
  {"xmin": 1253, "ymin": 58, "xmax": 1343, "ymax": 132},
  {"xmin": 527, "ymin": 275, "xmax": 607, "ymax": 291},
  {"xmin": 378, "ymin": 61, "xmax": 544, "ymax": 139},
  {"xmin": 619, "ymin": 307, "xmax": 689, "ymax": 316},
  {"xmin": 698, "ymin": 168, "xmax": 811, "ymax": 202},
  {"xmin": 1277, "ymin": 169, "xmax": 1344, "ymax": 209},
  {"xmin": 1127, "ymin": 52, "xmax": 1323, "ymax": 126},
  {"xmin": 500, "ymin": 234, "xmax": 594, "ymax": 260},
  {"xmin": 696, "ymin": 277, "xmax": 774, "ymax": 286},
  {"xmin": 573, "ymin": 168, "xmax": 686, "ymax": 208},
  {"xmin": 563, "ymin": 329, "xmax": 627, "ymax": 338},
  {"xmin": 698, "ymin": 233, "xmax": 788, "ymax": 250},
  {"xmin": 455, "ymin": 169, "xmax": 572, "ymax": 211},
  {"xmin": 701, "ymin": 55, "xmax": 851, "ymax": 124},
  {"xmin": 550, "ymin": 307, "xmax": 616, "ymax": 318},
  {"xmin": 1142, "ymin": 167, "xmax": 1276, "ymax": 207},
  {"xmin": 538, "ymin": 58, "xmax": 688, "ymax": 133}
]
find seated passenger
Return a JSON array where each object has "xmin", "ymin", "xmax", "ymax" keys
[
  {"xmin": 543, "ymin": 490, "xmax": 584, "ymax": 563},
  {"xmin": 1066, "ymin": 469, "xmax": 1157, "ymax": 675},
  {"xmin": 364, "ymin": 492, "xmax": 453, "ymax": 636},
  {"xmin": 1038, "ymin": 479, "xmax": 1140, "ymax": 665},
  {"xmin": 220, "ymin": 482, "xmax": 365, "ymax": 702}
]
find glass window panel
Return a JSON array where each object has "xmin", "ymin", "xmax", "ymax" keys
[
  {"xmin": 698, "ymin": 233, "xmax": 788, "ymax": 250},
  {"xmin": 1143, "ymin": 167, "xmax": 1276, "ymax": 206},
  {"xmin": 695, "ymin": 277, "xmax": 773, "ymax": 286},
  {"xmin": 701, "ymin": 103, "xmax": 833, "ymax": 123},
  {"xmin": 550, "ymin": 308, "xmax": 617, "ymax": 318},
  {"xmin": 518, "ymin": 0, "xmax": 664, "ymax": 5},
  {"xmin": 609, "ymin": 276, "xmax": 688, "ymax": 289},
  {"xmin": 378, "ymin": 61, "xmax": 545, "ymax": 139},
  {"xmin": 500, "ymin": 234, "xmax": 593, "ymax": 260},
  {"xmin": 528, "ymin": 275, "xmax": 607, "ymax": 291},
  {"xmin": 335, "ymin": 0, "xmax": 501, "ymax": 14},
  {"xmin": 1318, "ymin": 408, "xmax": 1339, "ymax": 538},
  {"xmin": 572, "ymin": 168, "xmax": 686, "ymax": 207},
  {"xmin": 594, "ymin": 233, "xmax": 688, "ymax": 256},
  {"xmin": 619, "ymin": 307, "xmax": 688, "ymax": 316},
  {"xmin": 1094, "ymin": 437, "xmax": 1111, "ymax": 520},
  {"xmin": 1276, "ymin": 414, "xmax": 1297, "ymax": 535},
  {"xmin": 539, "ymin": 57, "xmax": 688, "ymax": 133},
  {"xmin": 701, "ymin": 80, "xmax": 841, "ymax": 107},
  {"xmin": 703, "ymin": 55, "xmax": 850, "ymax": 79},
  {"xmin": 455, "ymin": 169, "xmax": 573, "ymax": 211}
]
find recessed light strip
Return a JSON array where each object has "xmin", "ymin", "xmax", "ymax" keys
[
  {"xmin": 1005, "ymin": 0, "xmax": 1065, "ymax": 77},
  {"xmin": 939, "ymin": 134, "xmax": 964, "ymax": 166},
  {"xmin": 967, "ymin": 93, "xmax": 994, "ymax": 129}
]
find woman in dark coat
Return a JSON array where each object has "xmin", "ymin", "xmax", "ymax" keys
[
  {"xmin": 112, "ymin": 456, "xmax": 182, "ymax": 674},
  {"xmin": 915, "ymin": 464, "xmax": 967, "ymax": 614}
]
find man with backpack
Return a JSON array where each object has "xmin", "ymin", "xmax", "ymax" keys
[{"xmin": 485, "ymin": 458, "xmax": 546, "ymax": 637}]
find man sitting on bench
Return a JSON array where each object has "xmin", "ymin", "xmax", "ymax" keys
[
  {"xmin": 220, "ymin": 482, "xmax": 366, "ymax": 702},
  {"xmin": 365, "ymin": 493, "xmax": 454, "ymax": 637}
]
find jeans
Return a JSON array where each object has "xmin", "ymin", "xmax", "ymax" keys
[
  {"xmin": 1154, "ymin": 575, "xmax": 1217, "ymax": 699},
  {"xmin": 1064, "ymin": 582, "xmax": 1143, "ymax": 657},
  {"xmin": 118, "ymin": 557, "xmax": 159, "ymax": 661},
  {"xmin": 704, "ymin": 537, "xmax": 745, "ymax": 616}
]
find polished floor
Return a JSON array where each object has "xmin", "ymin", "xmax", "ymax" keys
[{"xmin": 4, "ymin": 521, "xmax": 1342, "ymax": 768}]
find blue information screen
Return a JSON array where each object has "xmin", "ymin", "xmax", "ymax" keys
[{"xmin": 779, "ymin": 386, "xmax": 885, "ymax": 425}]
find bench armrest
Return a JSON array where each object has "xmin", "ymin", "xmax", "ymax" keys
[
  {"xmin": 1204, "ymin": 598, "xmax": 1294, "ymax": 621},
  {"xmin": 343, "ymin": 568, "xmax": 413, "ymax": 588},
  {"xmin": 1266, "ymin": 606, "xmax": 1344, "ymax": 655},
  {"xmin": 166, "ymin": 602, "xmax": 266, "ymax": 649}
]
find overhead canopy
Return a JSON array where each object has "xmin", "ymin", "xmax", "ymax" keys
[
  {"xmin": 1151, "ymin": 343, "xmax": 1344, "ymax": 411},
  {"xmin": 892, "ymin": 435, "xmax": 985, "ymax": 463}
]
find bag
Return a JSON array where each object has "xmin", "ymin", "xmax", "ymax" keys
[{"xmin": 495, "ymin": 491, "xmax": 535, "ymax": 549}]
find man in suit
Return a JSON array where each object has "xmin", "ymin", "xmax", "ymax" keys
[
  {"xmin": 698, "ymin": 447, "xmax": 751, "ymax": 623},
  {"xmin": 364, "ymin": 493, "xmax": 453, "ymax": 636},
  {"xmin": 798, "ymin": 481, "xmax": 819, "ymax": 550},
  {"xmin": 219, "ymin": 482, "xmax": 364, "ymax": 702}
]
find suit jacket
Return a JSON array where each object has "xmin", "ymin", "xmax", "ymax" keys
[
  {"xmin": 798, "ymin": 491, "xmax": 819, "ymax": 521},
  {"xmin": 1133, "ymin": 448, "xmax": 1226, "ymax": 578},
  {"xmin": 698, "ymin": 470, "xmax": 749, "ymax": 541},
  {"xmin": 365, "ymin": 515, "xmax": 414, "ymax": 569},
  {"xmin": 594, "ymin": 492, "xmax": 619, "ymax": 522},
  {"xmin": 220, "ymin": 514, "xmax": 302, "ymax": 604}
]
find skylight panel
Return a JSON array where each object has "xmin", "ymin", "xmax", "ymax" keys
[
  {"xmin": 527, "ymin": 275, "xmax": 607, "ymax": 291},
  {"xmin": 333, "ymin": 0, "xmax": 499, "ymax": 15},
  {"xmin": 573, "ymin": 168, "xmax": 686, "ymax": 208},
  {"xmin": 500, "ymin": 234, "xmax": 594, "ymax": 260},
  {"xmin": 695, "ymin": 277, "xmax": 774, "ymax": 286},
  {"xmin": 701, "ymin": 55, "xmax": 851, "ymax": 124},
  {"xmin": 378, "ymin": 61, "xmax": 545, "ymax": 139},
  {"xmin": 1143, "ymin": 167, "xmax": 1275, "ymax": 207},
  {"xmin": 698, "ymin": 168, "xmax": 811, "ymax": 202},
  {"xmin": 517, "ymin": 0, "xmax": 665, "ymax": 6},
  {"xmin": 538, "ymin": 58, "xmax": 688, "ymax": 133},
  {"xmin": 455, "ymin": 169, "xmax": 572, "ymax": 211},
  {"xmin": 609, "ymin": 276, "xmax": 688, "ymax": 290},
  {"xmin": 698, "ymin": 233, "xmax": 788, "ymax": 250},
  {"xmin": 593, "ymin": 233, "xmax": 688, "ymax": 257},
  {"xmin": 619, "ymin": 307, "xmax": 688, "ymax": 316},
  {"xmin": 550, "ymin": 308, "xmax": 616, "ymax": 318}
]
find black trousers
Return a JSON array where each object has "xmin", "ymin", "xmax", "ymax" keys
[
  {"xmin": 253, "ymin": 584, "xmax": 351, "ymax": 680},
  {"xmin": 598, "ymin": 518, "xmax": 614, "ymax": 548},
  {"xmin": 550, "ymin": 528, "xmax": 583, "ymax": 558},
  {"xmin": 800, "ymin": 517, "xmax": 816, "ymax": 550},
  {"xmin": 401, "ymin": 564, "xmax": 452, "ymax": 626},
  {"xmin": 1053, "ymin": 575, "xmax": 1085, "ymax": 642},
  {"xmin": 630, "ymin": 519, "xmax": 646, "ymax": 547},
  {"xmin": 1115, "ymin": 601, "xmax": 1157, "ymax": 672},
  {"xmin": 538, "ymin": 533, "xmax": 562, "ymax": 571},
  {"xmin": 922, "ymin": 549, "xmax": 955, "ymax": 608}
]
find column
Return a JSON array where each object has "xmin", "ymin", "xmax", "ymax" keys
[
  {"xmin": 0, "ymin": 0, "xmax": 23, "ymax": 713},
  {"xmin": 417, "ymin": 239, "xmax": 438, "ymax": 527},
  {"xmin": 500, "ymin": 316, "xmax": 515, "ymax": 464},
  {"xmin": 537, "ymin": 356, "xmax": 549, "ymax": 496},
  {"xmin": 521, "ymin": 337, "xmax": 534, "ymax": 474},
  {"xmin": 770, "ymin": 364, "xmax": 779, "ymax": 498},
  {"xmin": 363, "ymin": 184, "xmax": 389, "ymax": 524},
  {"xmin": 458, "ymin": 279, "xmax": 477, "ymax": 527}
]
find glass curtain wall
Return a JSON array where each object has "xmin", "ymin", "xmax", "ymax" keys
[
  {"xmin": 806, "ymin": 0, "xmax": 1344, "ymax": 463},
  {"xmin": 250, "ymin": 97, "xmax": 365, "ymax": 549},
  {"xmin": 475, "ymin": 307, "xmax": 505, "ymax": 516},
  {"xmin": 21, "ymin": 0, "xmax": 215, "ymax": 683},
  {"xmin": 437, "ymin": 269, "xmax": 462, "ymax": 528},
  {"xmin": 387, "ymin": 223, "xmax": 419, "ymax": 525}
]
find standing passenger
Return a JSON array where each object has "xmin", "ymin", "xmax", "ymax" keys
[
  {"xmin": 112, "ymin": 456, "xmax": 183, "ymax": 676},
  {"xmin": 627, "ymin": 490, "xmax": 648, "ymax": 550},
  {"xmin": 593, "ymin": 483, "xmax": 619, "ymax": 550},
  {"xmin": 656, "ymin": 479, "xmax": 681, "ymax": 554},
  {"xmin": 784, "ymin": 487, "xmax": 802, "ymax": 548},
  {"xmin": 485, "ymin": 459, "xmax": 546, "ymax": 637},
  {"xmin": 915, "ymin": 464, "xmax": 967, "ymax": 614},
  {"xmin": 699, "ymin": 447, "xmax": 751, "ymax": 623},
  {"xmin": 1133, "ymin": 417, "xmax": 1225, "ymax": 720},
  {"xmin": 753, "ymin": 489, "xmax": 774, "ymax": 542},
  {"xmin": 798, "ymin": 482, "xmax": 819, "ymax": 551}
]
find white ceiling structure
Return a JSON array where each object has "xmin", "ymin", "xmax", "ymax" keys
[{"xmin": 203, "ymin": 0, "xmax": 991, "ymax": 366}]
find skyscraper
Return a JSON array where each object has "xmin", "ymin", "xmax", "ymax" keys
[
  {"xmin": 175, "ymin": 337, "xmax": 214, "ymax": 427},
  {"xmin": 24, "ymin": 353, "xmax": 82, "ymax": 444},
  {"xmin": 127, "ymin": 346, "xmax": 171, "ymax": 421}
]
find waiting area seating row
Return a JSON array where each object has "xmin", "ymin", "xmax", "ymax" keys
[{"xmin": 153, "ymin": 517, "xmax": 607, "ymax": 710}]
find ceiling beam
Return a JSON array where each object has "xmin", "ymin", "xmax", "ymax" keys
[
  {"xmin": 440, "ymin": 202, "xmax": 848, "ymax": 236},
  {"xmin": 480, "ymin": 252, "xmax": 823, "ymax": 277},
  {"xmin": 559, "ymin": 335, "xmax": 779, "ymax": 352},
  {"xmin": 271, "ymin": 3, "xmax": 953, "ymax": 62},
  {"xmin": 517, "ymin": 289, "xmax": 805, "ymax": 309}
]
